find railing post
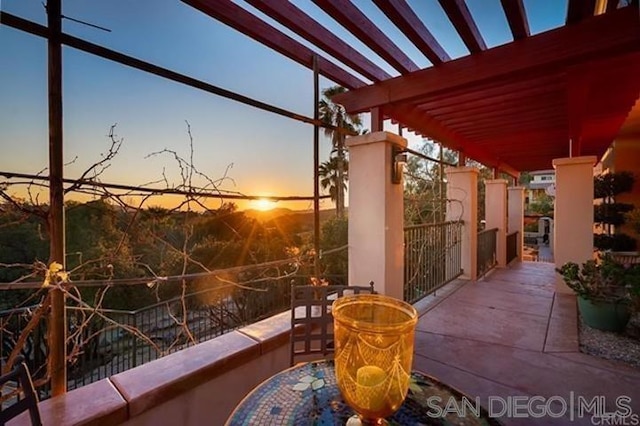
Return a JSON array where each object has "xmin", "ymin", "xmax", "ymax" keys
[
  {"xmin": 132, "ymin": 314, "xmax": 138, "ymax": 369},
  {"xmin": 445, "ymin": 167, "xmax": 479, "ymax": 280}
]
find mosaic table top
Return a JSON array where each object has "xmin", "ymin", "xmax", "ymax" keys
[{"xmin": 226, "ymin": 361, "xmax": 502, "ymax": 425}]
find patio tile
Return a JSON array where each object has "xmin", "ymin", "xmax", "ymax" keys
[
  {"xmin": 547, "ymin": 352, "xmax": 640, "ymax": 379},
  {"xmin": 416, "ymin": 297, "xmax": 548, "ymax": 351},
  {"xmin": 412, "ymin": 355, "xmax": 580, "ymax": 425},
  {"xmin": 469, "ymin": 278, "xmax": 554, "ymax": 299},
  {"xmin": 414, "ymin": 332, "xmax": 640, "ymax": 415},
  {"xmin": 544, "ymin": 319, "xmax": 579, "ymax": 353},
  {"xmin": 544, "ymin": 293, "xmax": 579, "ymax": 352},
  {"xmin": 412, "ymin": 262, "xmax": 640, "ymax": 424},
  {"xmin": 450, "ymin": 283, "xmax": 553, "ymax": 317},
  {"xmin": 488, "ymin": 271, "xmax": 556, "ymax": 287},
  {"xmin": 550, "ymin": 293, "xmax": 577, "ymax": 320},
  {"xmin": 507, "ymin": 262, "xmax": 556, "ymax": 273}
]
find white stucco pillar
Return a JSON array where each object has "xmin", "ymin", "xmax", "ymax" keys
[
  {"xmin": 508, "ymin": 187, "xmax": 525, "ymax": 261},
  {"xmin": 346, "ymin": 131, "xmax": 407, "ymax": 299},
  {"xmin": 553, "ymin": 156, "xmax": 596, "ymax": 293},
  {"xmin": 485, "ymin": 179, "xmax": 508, "ymax": 267},
  {"xmin": 445, "ymin": 167, "xmax": 479, "ymax": 280}
]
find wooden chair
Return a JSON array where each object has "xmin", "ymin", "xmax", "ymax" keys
[
  {"xmin": 0, "ymin": 356, "xmax": 42, "ymax": 426},
  {"xmin": 290, "ymin": 282, "xmax": 375, "ymax": 366}
]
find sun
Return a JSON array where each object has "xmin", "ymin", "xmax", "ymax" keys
[{"xmin": 253, "ymin": 198, "xmax": 277, "ymax": 211}]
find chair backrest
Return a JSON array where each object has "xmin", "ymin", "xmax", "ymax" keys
[
  {"xmin": 290, "ymin": 282, "xmax": 375, "ymax": 366},
  {"xmin": 0, "ymin": 356, "xmax": 42, "ymax": 426}
]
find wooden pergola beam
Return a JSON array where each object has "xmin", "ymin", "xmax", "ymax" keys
[
  {"xmin": 182, "ymin": 0, "xmax": 365, "ymax": 89},
  {"xmin": 372, "ymin": 0, "xmax": 450, "ymax": 65},
  {"xmin": 454, "ymin": 118, "xmax": 566, "ymax": 135},
  {"xmin": 386, "ymin": 105, "xmax": 520, "ymax": 176},
  {"xmin": 440, "ymin": 103, "xmax": 565, "ymax": 126},
  {"xmin": 245, "ymin": 0, "xmax": 390, "ymax": 82},
  {"xmin": 333, "ymin": 7, "xmax": 640, "ymax": 113},
  {"xmin": 311, "ymin": 0, "xmax": 419, "ymax": 74},
  {"xmin": 414, "ymin": 73, "xmax": 564, "ymax": 111},
  {"xmin": 500, "ymin": 0, "xmax": 530, "ymax": 40},
  {"xmin": 475, "ymin": 141, "xmax": 566, "ymax": 154},
  {"xmin": 427, "ymin": 88, "xmax": 563, "ymax": 117},
  {"xmin": 437, "ymin": 0, "xmax": 487, "ymax": 53}
]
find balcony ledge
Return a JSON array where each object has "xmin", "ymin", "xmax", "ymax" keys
[{"xmin": 10, "ymin": 311, "xmax": 292, "ymax": 426}]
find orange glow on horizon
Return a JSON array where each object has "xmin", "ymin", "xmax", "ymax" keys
[{"xmin": 251, "ymin": 198, "xmax": 278, "ymax": 211}]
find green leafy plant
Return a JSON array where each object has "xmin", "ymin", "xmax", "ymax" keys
[
  {"xmin": 625, "ymin": 208, "xmax": 640, "ymax": 235},
  {"xmin": 594, "ymin": 172, "xmax": 634, "ymax": 199},
  {"xmin": 557, "ymin": 254, "xmax": 640, "ymax": 305},
  {"xmin": 593, "ymin": 171, "xmax": 637, "ymax": 250},
  {"xmin": 593, "ymin": 233, "xmax": 637, "ymax": 252}
]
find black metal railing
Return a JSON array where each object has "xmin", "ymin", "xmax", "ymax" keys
[
  {"xmin": 404, "ymin": 221, "xmax": 463, "ymax": 304},
  {"xmin": 0, "ymin": 306, "xmax": 50, "ymax": 400},
  {"xmin": 1, "ymin": 271, "xmax": 345, "ymax": 398},
  {"xmin": 506, "ymin": 231, "xmax": 519, "ymax": 264},
  {"xmin": 64, "ymin": 273, "xmax": 328, "ymax": 391},
  {"xmin": 477, "ymin": 228, "xmax": 498, "ymax": 278}
]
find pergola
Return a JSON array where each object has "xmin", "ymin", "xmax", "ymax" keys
[
  {"xmin": 1, "ymin": 0, "xmax": 639, "ymax": 399},
  {"xmin": 185, "ymin": 0, "xmax": 640, "ymax": 175}
]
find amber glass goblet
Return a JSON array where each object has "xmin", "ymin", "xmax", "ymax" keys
[{"xmin": 332, "ymin": 294, "xmax": 418, "ymax": 425}]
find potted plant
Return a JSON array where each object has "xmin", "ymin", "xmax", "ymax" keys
[{"xmin": 557, "ymin": 253, "xmax": 640, "ymax": 332}]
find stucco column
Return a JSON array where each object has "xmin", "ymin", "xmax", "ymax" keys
[
  {"xmin": 508, "ymin": 187, "xmax": 525, "ymax": 261},
  {"xmin": 445, "ymin": 167, "xmax": 479, "ymax": 280},
  {"xmin": 553, "ymin": 156, "xmax": 596, "ymax": 293},
  {"xmin": 485, "ymin": 179, "xmax": 508, "ymax": 267},
  {"xmin": 346, "ymin": 131, "xmax": 407, "ymax": 299}
]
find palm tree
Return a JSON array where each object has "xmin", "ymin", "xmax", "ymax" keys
[
  {"xmin": 318, "ymin": 86, "xmax": 362, "ymax": 218},
  {"xmin": 318, "ymin": 157, "xmax": 348, "ymax": 207}
]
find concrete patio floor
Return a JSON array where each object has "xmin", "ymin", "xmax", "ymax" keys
[{"xmin": 413, "ymin": 261, "xmax": 640, "ymax": 425}]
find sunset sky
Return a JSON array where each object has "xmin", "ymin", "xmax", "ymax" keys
[{"xmin": 0, "ymin": 0, "xmax": 566, "ymax": 211}]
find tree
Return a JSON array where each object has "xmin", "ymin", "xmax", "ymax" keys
[
  {"xmin": 528, "ymin": 194, "xmax": 554, "ymax": 216},
  {"xmin": 318, "ymin": 157, "xmax": 348, "ymax": 207},
  {"xmin": 318, "ymin": 86, "xmax": 362, "ymax": 218},
  {"xmin": 319, "ymin": 216, "xmax": 348, "ymax": 281},
  {"xmin": 518, "ymin": 172, "xmax": 533, "ymax": 186},
  {"xmin": 403, "ymin": 140, "xmax": 457, "ymax": 224},
  {"xmin": 593, "ymin": 171, "xmax": 636, "ymax": 251}
]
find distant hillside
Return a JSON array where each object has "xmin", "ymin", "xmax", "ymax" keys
[
  {"xmin": 244, "ymin": 208, "xmax": 343, "ymax": 234},
  {"xmin": 243, "ymin": 207, "xmax": 295, "ymax": 222}
]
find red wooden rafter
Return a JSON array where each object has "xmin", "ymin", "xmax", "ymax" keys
[
  {"xmin": 500, "ymin": 0, "xmax": 530, "ymax": 40},
  {"xmin": 372, "ymin": 0, "xmax": 450, "ymax": 65},
  {"xmin": 437, "ymin": 0, "xmax": 487, "ymax": 53},
  {"xmin": 183, "ymin": 0, "xmax": 365, "ymax": 89},
  {"xmin": 311, "ymin": 0, "xmax": 419, "ymax": 74},
  {"xmin": 333, "ymin": 8, "xmax": 640, "ymax": 113},
  {"xmin": 245, "ymin": 0, "xmax": 390, "ymax": 82},
  {"xmin": 182, "ymin": 0, "xmax": 640, "ymax": 171}
]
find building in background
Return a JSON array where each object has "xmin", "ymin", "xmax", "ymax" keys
[{"xmin": 525, "ymin": 170, "xmax": 555, "ymax": 207}]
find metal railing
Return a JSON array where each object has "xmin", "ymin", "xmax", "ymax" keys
[
  {"xmin": 0, "ymin": 306, "xmax": 50, "ymax": 400},
  {"xmin": 1, "ymin": 272, "xmax": 345, "ymax": 398},
  {"xmin": 507, "ymin": 231, "xmax": 519, "ymax": 264},
  {"xmin": 404, "ymin": 221, "xmax": 463, "ymax": 304},
  {"xmin": 477, "ymin": 228, "xmax": 498, "ymax": 278}
]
